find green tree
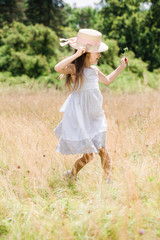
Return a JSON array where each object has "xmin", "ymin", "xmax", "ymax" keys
[
  {"xmin": 0, "ymin": 0, "xmax": 25, "ymax": 26},
  {"xmin": 66, "ymin": 6, "xmax": 98, "ymax": 31},
  {"xmin": 98, "ymin": 0, "xmax": 141, "ymax": 48},
  {"xmin": 25, "ymin": 0, "xmax": 68, "ymax": 35},
  {"xmin": 138, "ymin": 0, "xmax": 160, "ymax": 70},
  {"xmin": 98, "ymin": 0, "xmax": 160, "ymax": 70}
]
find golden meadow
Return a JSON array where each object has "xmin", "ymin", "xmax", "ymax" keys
[{"xmin": 0, "ymin": 86, "xmax": 160, "ymax": 239}]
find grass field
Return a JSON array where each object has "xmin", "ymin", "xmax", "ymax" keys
[{"xmin": 0, "ymin": 87, "xmax": 160, "ymax": 240}]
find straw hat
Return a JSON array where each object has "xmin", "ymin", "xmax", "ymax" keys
[{"xmin": 60, "ymin": 29, "xmax": 108, "ymax": 53}]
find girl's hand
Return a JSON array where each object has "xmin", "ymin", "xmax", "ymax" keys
[
  {"xmin": 120, "ymin": 56, "xmax": 128, "ymax": 68},
  {"xmin": 75, "ymin": 46, "xmax": 87, "ymax": 57}
]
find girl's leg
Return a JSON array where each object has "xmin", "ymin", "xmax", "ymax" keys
[
  {"xmin": 98, "ymin": 147, "xmax": 112, "ymax": 178},
  {"xmin": 71, "ymin": 153, "xmax": 94, "ymax": 175}
]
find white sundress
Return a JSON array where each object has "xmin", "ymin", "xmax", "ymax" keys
[{"xmin": 54, "ymin": 66, "xmax": 107, "ymax": 155}]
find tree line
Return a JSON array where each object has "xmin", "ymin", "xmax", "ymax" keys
[{"xmin": 0, "ymin": 0, "xmax": 159, "ymax": 71}]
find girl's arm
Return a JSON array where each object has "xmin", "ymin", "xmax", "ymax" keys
[
  {"xmin": 97, "ymin": 57, "xmax": 128, "ymax": 85},
  {"xmin": 54, "ymin": 47, "xmax": 86, "ymax": 74}
]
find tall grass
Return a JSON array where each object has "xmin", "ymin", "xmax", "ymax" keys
[{"xmin": 0, "ymin": 87, "xmax": 160, "ymax": 239}]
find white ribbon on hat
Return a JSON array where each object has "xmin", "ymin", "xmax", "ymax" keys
[{"xmin": 60, "ymin": 37, "xmax": 77, "ymax": 46}]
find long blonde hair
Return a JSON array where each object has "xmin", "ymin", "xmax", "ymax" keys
[{"xmin": 65, "ymin": 50, "xmax": 90, "ymax": 91}]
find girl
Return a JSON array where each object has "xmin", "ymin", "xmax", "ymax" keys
[{"xmin": 54, "ymin": 29, "xmax": 128, "ymax": 181}]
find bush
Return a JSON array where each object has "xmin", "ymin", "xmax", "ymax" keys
[
  {"xmin": 37, "ymin": 73, "xmax": 64, "ymax": 89},
  {"xmin": 0, "ymin": 45, "xmax": 12, "ymax": 70},
  {"xmin": 129, "ymin": 58, "xmax": 148, "ymax": 77},
  {"xmin": 0, "ymin": 22, "xmax": 59, "ymax": 57},
  {"xmin": 0, "ymin": 71, "xmax": 12, "ymax": 83},
  {"xmin": 144, "ymin": 71, "xmax": 160, "ymax": 89},
  {"xmin": 108, "ymin": 71, "xmax": 143, "ymax": 93},
  {"xmin": 26, "ymin": 24, "xmax": 59, "ymax": 57},
  {"xmin": 98, "ymin": 64, "xmax": 114, "ymax": 76},
  {"xmin": 0, "ymin": 22, "xmax": 60, "ymax": 78},
  {"xmin": 99, "ymin": 38, "xmax": 120, "ymax": 68},
  {"xmin": 0, "ymin": 72, "xmax": 35, "ymax": 86},
  {"xmin": 9, "ymin": 52, "xmax": 50, "ymax": 78}
]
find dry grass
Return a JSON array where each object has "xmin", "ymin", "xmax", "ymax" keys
[{"xmin": 0, "ymin": 86, "xmax": 160, "ymax": 240}]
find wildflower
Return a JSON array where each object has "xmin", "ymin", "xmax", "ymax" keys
[{"xmin": 138, "ymin": 229, "xmax": 145, "ymax": 235}]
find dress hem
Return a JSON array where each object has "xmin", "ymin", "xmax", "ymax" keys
[{"xmin": 55, "ymin": 131, "xmax": 107, "ymax": 155}]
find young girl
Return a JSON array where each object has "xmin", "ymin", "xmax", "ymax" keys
[{"xmin": 54, "ymin": 29, "xmax": 128, "ymax": 181}]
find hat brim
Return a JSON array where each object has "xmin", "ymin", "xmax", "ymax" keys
[{"xmin": 69, "ymin": 41, "xmax": 108, "ymax": 53}]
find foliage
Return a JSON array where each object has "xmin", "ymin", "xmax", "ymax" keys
[
  {"xmin": 66, "ymin": 6, "xmax": 98, "ymax": 31},
  {"xmin": 0, "ymin": 22, "xmax": 59, "ymax": 56},
  {"xmin": 128, "ymin": 58, "xmax": 148, "ymax": 78},
  {"xmin": 0, "ymin": 21, "xmax": 160, "ymax": 91},
  {"xmin": 0, "ymin": 0, "xmax": 67, "ymax": 35},
  {"xmin": 0, "ymin": 0, "xmax": 159, "ymax": 72},
  {"xmin": 8, "ymin": 52, "xmax": 50, "ymax": 78},
  {"xmin": 0, "ymin": 0, "xmax": 25, "ymax": 27},
  {"xmin": 25, "ymin": 0, "xmax": 68, "ymax": 35},
  {"xmin": 0, "ymin": 22, "xmax": 60, "ymax": 78},
  {"xmin": 99, "ymin": 38, "xmax": 120, "ymax": 68},
  {"xmin": 137, "ymin": 0, "xmax": 160, "ymax": 70},
  {"xmin": 98, "ymin": 0, "xmax": 160, "ymax": 70}
]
